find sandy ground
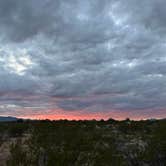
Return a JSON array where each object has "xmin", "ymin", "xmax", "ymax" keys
[
  {"xmin": 0, "ymin": 134, "xmax": 30, "ymax": 166},
  {"xmin": 0, "ymin": 139, "xmax": 13, "ymax": 166}
]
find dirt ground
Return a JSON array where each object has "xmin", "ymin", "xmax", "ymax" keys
[
  {"xmin": 0, "ymin": 139, "xmax": 12, "ymax": 166},
  {"xmin": 0, "ymin": 135, "xmax": 29, "ymax": 166}
]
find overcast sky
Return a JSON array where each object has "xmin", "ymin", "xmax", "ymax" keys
[{"xmin": 0, "ymin": 0, "xmax": 166, "ymax": 120}]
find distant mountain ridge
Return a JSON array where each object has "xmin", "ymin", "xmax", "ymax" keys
[{"xmin": 0, "ymin": 116, "xmax": 18, "ymax": 122}]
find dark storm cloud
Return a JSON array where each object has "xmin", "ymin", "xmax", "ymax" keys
[{"xmin": 0, "ymin": 0, "xmax": 166, "ymax": 118}]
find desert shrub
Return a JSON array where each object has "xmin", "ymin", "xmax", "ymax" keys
[
  {"xmin": 8, "ymin": 123, "xmax": 29, "ymax": 137},
  {"xmin": 7, "ymin": 140, "xmax": 30, "ymax": 166},
  {"xmin": 4, "ymin": 119, "xmax": 166, "ymax": 166},
  {"xmin": 138, "ymin": 120, "xmax": 166, "ymax": 165}
]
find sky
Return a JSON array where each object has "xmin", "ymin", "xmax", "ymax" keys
[{"xmin": 0, "ymin": 0, "xmax": 166, "ymax": 120}]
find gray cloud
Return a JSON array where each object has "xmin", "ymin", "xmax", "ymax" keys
[{"xmin": 0, "ymin": 0, "xmax": 166, "ymax": 119}]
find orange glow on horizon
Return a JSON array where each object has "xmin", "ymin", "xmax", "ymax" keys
[{"xmin": 16, "ymin": 109, "xmax": 166, "ymax": 121}]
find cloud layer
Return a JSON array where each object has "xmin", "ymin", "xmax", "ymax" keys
[{"xmin": 0, "ymin": 0, "xmax": 166, "ymax": 119}]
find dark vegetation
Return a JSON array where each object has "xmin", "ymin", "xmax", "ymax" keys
[{"xmin": 0, "ymin": 119, "xmax": 165, "ymax": 166}]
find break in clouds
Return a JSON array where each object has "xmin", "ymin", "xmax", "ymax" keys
[{"xmin": 0, "ymin": 0, "xmax": 166, "ymax": 119}]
